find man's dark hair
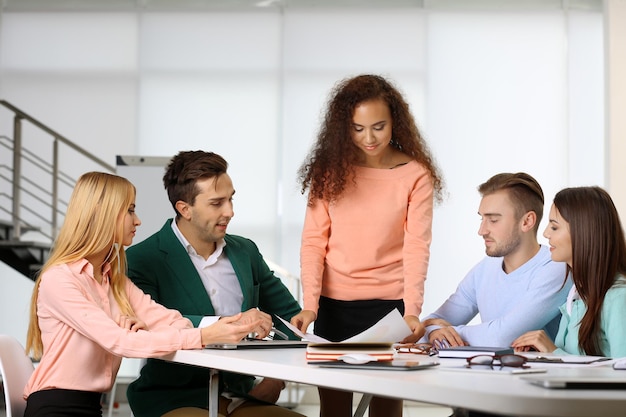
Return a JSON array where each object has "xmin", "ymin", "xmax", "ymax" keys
[{"xmin": 163, "ymin": 150, "xmax": 228, "ymax": 217}]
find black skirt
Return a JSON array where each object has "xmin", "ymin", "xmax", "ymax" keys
[
  {"xmin": 314, "ymin": 296, "xmax": 404, "ymax": 342},
  {"xmin": 24, "ymin": 388, "xmax": 103, "ymax": 417}
]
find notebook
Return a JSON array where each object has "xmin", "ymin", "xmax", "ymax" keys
[
  {"xmin": 437, "ymin": 346, "xmax": 514, "ymax": 359},
  {"xmin": 306, "ymin": 342, "xmax": 395, "ymax": 361},
  {"xmin": 523, "ymin": 375, "xmax": 626, "ymax": 389},
  {"xmin": 309, "ymin": 360, "xmax": 440, "ymax": 371},
  {"xmin": 204, "ymin": 339, "xmax": 308, "ymax": 350}
]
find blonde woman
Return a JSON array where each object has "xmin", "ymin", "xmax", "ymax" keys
[{"xmin": 24, "ymin": 172, "xmax": 260, "ymax": 417}]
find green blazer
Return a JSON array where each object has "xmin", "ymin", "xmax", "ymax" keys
[{"xmin": 125, "ymin": 219, "xmax": 301, "ymax": 417}]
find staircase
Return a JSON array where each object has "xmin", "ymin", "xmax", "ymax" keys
[
  {"xmin": 0, "ymin": 219, "xmax": 50, "ymax": 278},
  {"xmin": 0, "ymin": 100, "xmax": 115, "ymax": 280}
]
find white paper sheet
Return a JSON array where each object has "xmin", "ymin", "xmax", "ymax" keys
[{"xmin": 278, "ymin": 308, "xmax": 412, "ymax": 343}]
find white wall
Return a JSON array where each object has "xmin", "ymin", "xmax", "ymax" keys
[
  {"xmin": 0, "ymin": 3, "xmax": 606, "ymax": 324},
  {"xmin": 0, "ymin": 262, "xmax": 34, "ymax": 345}
]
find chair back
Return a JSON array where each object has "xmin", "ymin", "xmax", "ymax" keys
[{"xmin": 0, "ymin": 335, "xmax": 35, "ymax": 417}]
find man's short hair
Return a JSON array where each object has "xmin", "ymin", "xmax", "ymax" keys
[
  {"xmin": 163, "ymin": 150, "xmax": 228, "ymax": 217},
  {"xmin": 478, "ymin": 172, "xmax": 544, "ymax": 228}
]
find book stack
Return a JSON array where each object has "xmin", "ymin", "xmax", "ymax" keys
[{"xmin": 306, "ymin": 342, "xmax": 396, "ymax": 362}]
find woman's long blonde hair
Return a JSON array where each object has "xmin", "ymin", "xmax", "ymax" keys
[{"xmin": 26, "ymin": 172, "xmax": 137, "ymax": 359}]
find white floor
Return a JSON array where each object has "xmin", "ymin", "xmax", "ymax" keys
[
  {"xmin": 2, "ymin": 384, "xmax": 453, "ymax": 417},
  {"xmin": 99, "ymin": 384, "xmax": 453, "ymax": 417},
  {"xmin": 102, "ymin": 401, "xmax": 453, "ymax": 417}
]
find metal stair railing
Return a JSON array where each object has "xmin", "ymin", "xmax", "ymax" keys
[{"xmin": 0, "ymin": 99, "xmax": 115, "ymax": 242}]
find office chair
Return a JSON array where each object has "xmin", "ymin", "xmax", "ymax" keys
[{"xmin": 0, "ymin": 335, "xmax": 35, "ymax": 417}]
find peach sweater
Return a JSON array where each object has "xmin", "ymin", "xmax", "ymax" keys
[{"xmin": 300, "ymin": 160, "xmax": 433, "ymax": 318}]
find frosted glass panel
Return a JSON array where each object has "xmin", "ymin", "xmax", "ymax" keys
[
  {"xmin": 140, "ymin": 12, "xmax": 281, "ymax": 70},
  {"xmin": 2, "ymin": 73, "xmax": 137, "ymax": 168},
  {"xmin": 0, "ymin": 5, "xmax": 605, "ymax": 316},
  {"xmin": 427, "ymin": 11, "xmax": 569, "ymax": 190},
  {"xmin": 283, "ymin": 9, "xmax": 426, "ymax": 71},
  {"xmin": 138, "ymin": 71, "xmax": 280, "ymax": 254},
  {"xmin": 567, "ymin": 10, "xmax": 605, "ymax": 186},
  {"xmin": 1, "ymin": 13, "xmax": 137, "ymax": 70},
  {"xmin": 424, "ymin": 11, "xmax": 572, "ymax": 315}
]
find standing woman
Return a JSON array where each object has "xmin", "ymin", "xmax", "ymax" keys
[
  {"xmin": 512, "ymin": 186, "xmax": 626, "ymax": 357},
  {"xmin": 291, "ymin": 74, "xmax": 444, "ymax": 417},
  {"xmin": 23, "ymin": 172, "xmax": 259, "ymax": 417}
]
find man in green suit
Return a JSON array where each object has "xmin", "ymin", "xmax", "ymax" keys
[{"xmin": 126, "ymin": 150, "xmax": 304, "ymax": 417}]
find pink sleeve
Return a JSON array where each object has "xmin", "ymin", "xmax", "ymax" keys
[
  {"xmin": 39, "ymin": 269, "xmax": 202, "ymax": 358},
  {"xmin": 125, "ymin": 280, "xmax": 194, "ymax": 331},
  {"xmin": 300, "ymin": 199, "xmax": 330, "ymax": 313},
  {"xmin": 402, "ymin": 172, "xmax": 434, "ymax": 317}
]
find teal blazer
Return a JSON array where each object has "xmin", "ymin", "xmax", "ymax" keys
[{"xmin": 125, "ymin": 219, "xmax": 301, "ymax": 417}]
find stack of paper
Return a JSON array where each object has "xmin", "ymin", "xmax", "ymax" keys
[
  {"xmin": 278, "ymin": 309, "xmax": 411, "ymax": 363},
  {"xmin": 306, "ymin": 342, "xmax": 396, "ymax": 362}
]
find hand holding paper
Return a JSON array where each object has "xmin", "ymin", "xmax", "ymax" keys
[{"xmin": 279, "ymin": 308, "xmax": 412, "ymax": 343}]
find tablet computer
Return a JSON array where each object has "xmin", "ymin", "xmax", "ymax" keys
[
  {"xmin": 309, "ymin": 360, "xmax": 440, "ymax": 371},
  {"xmin": 205, "ymin": 340, "xmax": 308, "ymax": 350},
  {"xmin": 522, "ymin": 375, "xmax": 626, "ymax": 389}
]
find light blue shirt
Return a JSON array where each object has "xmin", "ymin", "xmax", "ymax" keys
[
  {"xmin": 553, "ymin": 275, "xmax": 626, "ymax": 357},
  {"xmin": 424, "ymin": 245, "xmax": 571, "ymax": 346}
]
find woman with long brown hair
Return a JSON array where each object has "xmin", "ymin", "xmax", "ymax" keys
[{"xmin": 512, "ymin": 186, "xmax": 626, "ymax": 357}]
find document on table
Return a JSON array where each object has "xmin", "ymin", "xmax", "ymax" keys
[
  {"xmin": 277, "ymin": 308, "xmax": 412, "ymax": 344},
  {"xmin": 520, "ymin": 352, "xmax": 613, "ymax": 367},
  {"xmin": 439, "ymin": 365, "xmax": 547, "ymax": 375}
]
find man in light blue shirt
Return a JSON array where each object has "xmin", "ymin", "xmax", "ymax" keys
[{"xmin": 423, "ymin": 172, "xmax": 571, "ymax": 347}]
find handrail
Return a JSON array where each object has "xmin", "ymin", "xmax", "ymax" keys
[
  {"xmin": 0, "ymin": 100, "xmax": 114, "ymax": 172},
  {"xmin": 0, "ymin": 99, "xmax": 115, "ymax": 241}
]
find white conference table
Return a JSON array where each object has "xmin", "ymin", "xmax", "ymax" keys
[{"xmin": 159, "ymin": 347, "xmax": 626, "ymax": 417}]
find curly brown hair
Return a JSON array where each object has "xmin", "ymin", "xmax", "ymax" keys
[{"xmin": 298, "ymin": 74, "xmax": 443, "ymax": 204}]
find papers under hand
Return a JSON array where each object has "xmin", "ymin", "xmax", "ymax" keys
[
  {"xmin": 342, "ymin": 309, "xmax": 412, "ymax": 343},
  {"xmin": 278, "ymin": 308, "xmax": 412, "ymax": 344}
]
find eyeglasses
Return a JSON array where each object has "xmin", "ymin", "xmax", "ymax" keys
[
  {"xmin": 466, "ymin": 354, "xmax": 529, "ymax": 369},
  {"xmin": 394, "ymin": 343, "xmax": 436, "ymax": 356}
]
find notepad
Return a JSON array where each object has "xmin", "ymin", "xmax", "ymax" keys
[{"xmin": 437, "ymin": 346, "xmax": 514, "ymax": 358}]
